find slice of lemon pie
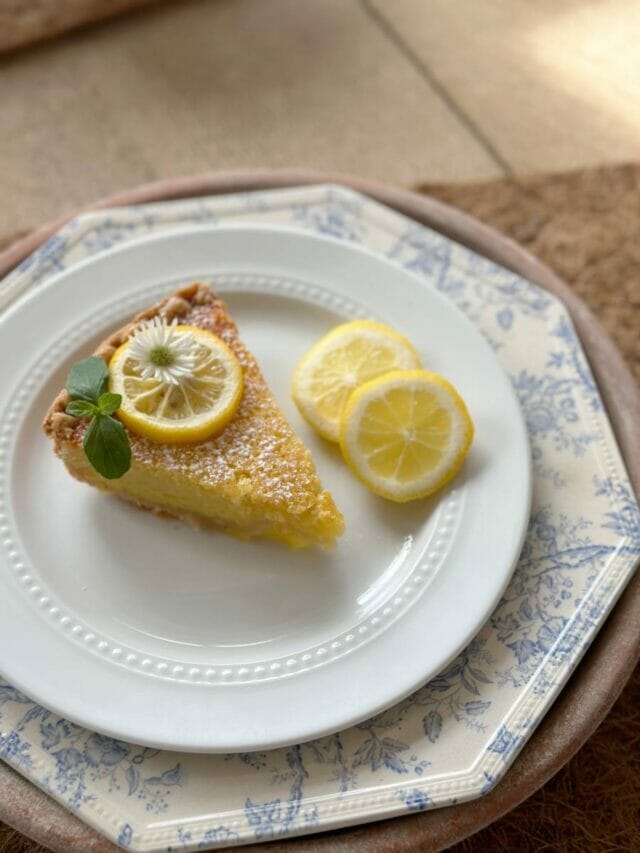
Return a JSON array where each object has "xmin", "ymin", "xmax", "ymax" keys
[{"xmin": 43, "ymin": 284, "xmax": 344, "ymax": 549}]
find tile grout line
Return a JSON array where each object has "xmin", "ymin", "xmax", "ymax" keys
[{"xmin": 360, "ymin": 0, "xmax": 513, "ymax": 178}]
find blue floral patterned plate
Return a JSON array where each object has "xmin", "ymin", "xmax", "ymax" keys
[{"xmin": 0, "ymin": 186, "xmax": 638, "ymax": 851}]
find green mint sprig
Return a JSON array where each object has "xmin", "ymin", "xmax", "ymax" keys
[{"xmin": 65, "ymin": 357, "xmax": 131, "ymax": 480}]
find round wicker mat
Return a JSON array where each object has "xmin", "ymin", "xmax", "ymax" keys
[{"xmin": 0, "ymin": 167, "xmax": 638, "ymax": 852}]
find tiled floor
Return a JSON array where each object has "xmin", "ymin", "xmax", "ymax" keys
[
  {"xmin": 369, "ymin": 0, "xmax": 640, "ymax": 174},
  {"xmin": 1, "ymin": 0, "xmax": 639, "ymax": 245}
]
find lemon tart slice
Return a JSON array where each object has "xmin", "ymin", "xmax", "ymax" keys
[{"xmin": 43, "ymin": 284, "xmax": 344, "ymax": 549}]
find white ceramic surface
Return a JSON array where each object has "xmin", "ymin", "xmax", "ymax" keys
[
  {"xmin": 0, "ymin": 224, "xmax": 530, "ymax": 753},
  {"xmin": 0, "ymin": 186, "xmax": 637, "ymax": 852}
]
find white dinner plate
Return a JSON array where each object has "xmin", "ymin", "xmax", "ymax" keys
[{"xmin": 0, "ymin": 225, "xmax": 530, "ymax": 752}]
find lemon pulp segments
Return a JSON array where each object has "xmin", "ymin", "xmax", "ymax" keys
[
  {"xmin": 109, "ymin": 325, "xmax": 243, "ymax": 443},
  {"xmin": 292, "ymin": 320, "xmax": 421, "ymax": 441},
  {"xmin": 339, "ymin": 370, "xmax": 474, "ymax": 502}
]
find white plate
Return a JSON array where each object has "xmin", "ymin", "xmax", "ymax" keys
[{"xmin": 0, "ymin": 224, "xmax": 530, "ymax": 752}]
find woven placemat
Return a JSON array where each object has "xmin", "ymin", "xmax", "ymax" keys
[{"xmin": 1, "ymin": 164, "xmax": 638, "ymax": 852}]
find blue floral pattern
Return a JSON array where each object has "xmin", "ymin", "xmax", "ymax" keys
[
  {"xmin": 397, "ymin": 788, "xmax": 432, "ymax": 811},
  {"xmin": 0, "ymin": 185, "xmax": 638, "ymax": 851}
]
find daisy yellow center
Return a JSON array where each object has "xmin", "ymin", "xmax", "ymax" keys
[{"xmin": 149, "ymin": 345, "xmax": 175, "ymax": 367}]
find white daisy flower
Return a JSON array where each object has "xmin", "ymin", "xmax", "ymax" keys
[{"xmin": 127, "ymin": 317, "xmax": 198, "ymax": 386}]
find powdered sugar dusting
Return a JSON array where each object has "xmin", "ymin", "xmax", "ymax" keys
[
  {"xmin": 72, "ymin": 287, "xmax": 335, "ymax": 517},
  {"xmin": 130, "ymin": 368, "xmax": 319, "ymax": 510}
]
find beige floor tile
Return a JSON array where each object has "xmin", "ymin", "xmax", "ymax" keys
[
  {"xmin": 0, "ymin": 0, "xmax": 501, "ymax": 244},
  {"xmin": 368, "ymin": 0, "xmax": 640, "ymax": 174}
]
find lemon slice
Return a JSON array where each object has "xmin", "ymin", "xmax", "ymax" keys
[
  {"xmin": 339, "ymin": 370, "xmax": 473, "ymax": 502},
  {"xmin": 109, "ymin": 325, "xmax": 243, "ymax": 444},
  {"xmin": 292, "ymin": 320, "xmax": 421, "ymax": 441}
]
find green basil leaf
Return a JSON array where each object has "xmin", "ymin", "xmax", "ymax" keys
[
  {"xmin": 83, "ymin": 414, "xmax": 131, "ymax": 480},
  {"xmin": 97, "ymin": 392, "xmax": 122, "ymax": 415},
  {"xmin": 65, "ymin": 400, "xmax": 98, "ymax": 418},
  {"xmin": 65, "ymin": 356, "xmax": 109, "ymax": 403}
]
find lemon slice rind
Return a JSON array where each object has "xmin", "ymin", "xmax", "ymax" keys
[
  {"xmin": 109, "ymin": 325, "xmax": 243, "ymax": 444},
  {"xmin": 292, "ymin": 320, "xmax": 421, "ymax": 442},
  {"xmin": 339, "ymin": 369, "xmax": 473, "ymax": 502}
]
